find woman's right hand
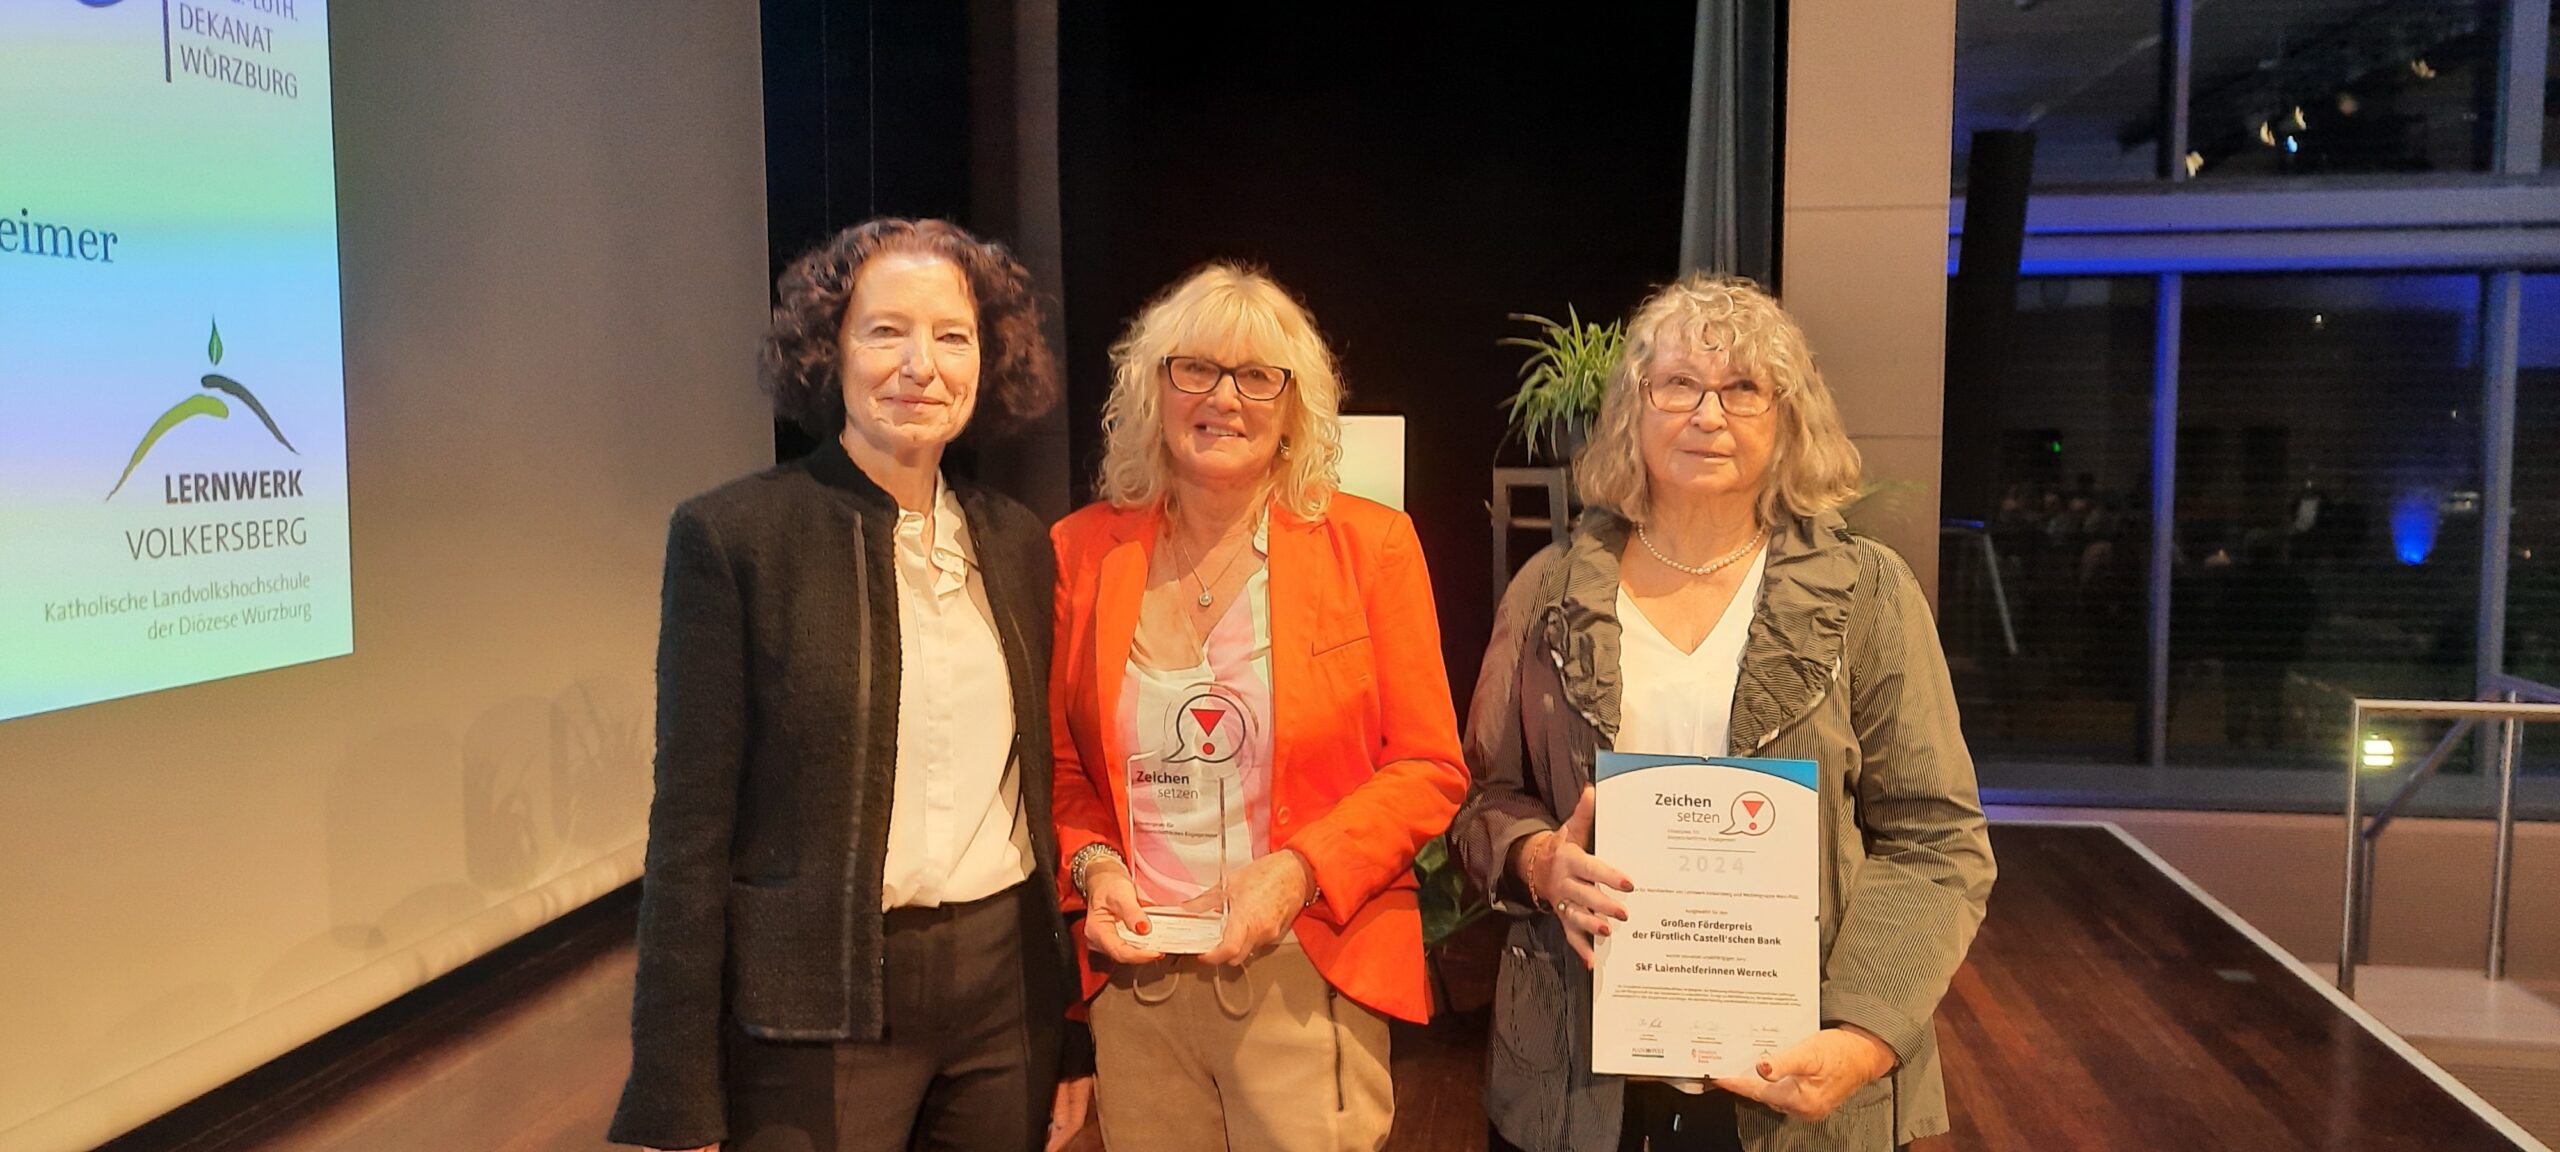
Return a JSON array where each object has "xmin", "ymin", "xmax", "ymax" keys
[
  {"xmin": 1521, "ymin": 788, "xmax": 1634, "ymax": 967},
  {"xmin": 1081, "ymin": 858, "xmax": 1166, "ymax": 966}
]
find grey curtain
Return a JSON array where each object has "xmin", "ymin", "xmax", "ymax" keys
[{"xmin": 1678, "ymin": 0, "xmax": 1783, "ymax": 286}]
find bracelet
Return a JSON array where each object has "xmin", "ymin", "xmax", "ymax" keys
[
  {"xmin": 1285, "ymin": 847, "xmax": 1322, "ymax": 909},
  {"xmin": 1068, "ymin": 842, "xmax": 1125, "ymax": 898},
  {"xmin": 1522, "ymin": 831, "xmax": 1559, "ymax": 913}
]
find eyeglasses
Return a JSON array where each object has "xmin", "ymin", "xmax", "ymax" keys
[
  {"xmin": 1643, "ymin": 374, "xmax": 1773, "ymax": 417},
  {"xmin": 1163, "ymin": 356, "xmax": 1293, "ymax": 402}
]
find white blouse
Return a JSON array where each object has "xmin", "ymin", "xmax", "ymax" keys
[
  {"xmin": 1614, "ymin": 547, "xmax": 1768, "ymax": 760},
  {"xmin": 879, "ymin": 478, "xmax": 1032, "ymax": 910}
]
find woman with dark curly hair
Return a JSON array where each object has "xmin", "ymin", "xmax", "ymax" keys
[{"xmin": 608, "ymin": 217, "xmax": 1090, "ymax": 1152}]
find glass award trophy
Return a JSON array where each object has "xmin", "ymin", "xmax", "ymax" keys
[{"xmin": 1118, "ymin": 749, "xmax": 1236, "ymax": 954}]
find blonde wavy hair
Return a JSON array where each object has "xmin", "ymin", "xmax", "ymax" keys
[
  {"xmin": 1096, "ymin": 263, "xmax": 1345, "ymax": 519},
  {"xmin": 1575, "ymin": 273, "xmax": 1861, "ymax": 527}
]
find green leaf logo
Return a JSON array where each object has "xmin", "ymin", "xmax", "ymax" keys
[
  {"xmin": 106, "ymin": 316, "xmax": 295, "ymax": 499},
  {"xmin": 108, "ymin": 395, "xmax": 229, "ymax": 499}
]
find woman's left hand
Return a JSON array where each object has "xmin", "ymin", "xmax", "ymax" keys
[
  {"xmin": 1196, "ymin": 849, "xmax": 1315, "ymax": 966},
  {"xmin": 1709, "ymin": 1025, "xmax": 1897, "ymax": 1123}
]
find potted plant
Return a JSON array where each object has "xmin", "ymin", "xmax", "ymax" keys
[
  {"xmin": 1415, "ymin": 835, "xmax": 1486, "ymax": 953},
  {"xmin": 1413, "ymin": 834, "xmax": 1489, "ymax": 1016},
  {"xmin": 1499, "ymin": 307, "xmax": 1624, "ymax": 465}
]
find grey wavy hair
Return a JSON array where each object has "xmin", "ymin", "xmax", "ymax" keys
[{"xmin": 1575, "ymin": 273, "xmax": 1861, "ymax": 526}]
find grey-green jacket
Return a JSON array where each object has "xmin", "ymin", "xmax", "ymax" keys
[{"xmin": 1452, "ymin": 509, "xmax": 1995, "ymax": 1152}]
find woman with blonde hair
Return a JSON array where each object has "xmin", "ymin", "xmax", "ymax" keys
[
  {"xmin": 1048, "ymin": 263, "xmax": 1468, "ymax": 1150},
  {"xmin": 1453, "ymin": 274, "xmax": 1994, "ymax": 1151}
]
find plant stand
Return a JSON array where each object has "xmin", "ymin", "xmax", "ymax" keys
[{"xmin": 1491, "ymin": 466, "xmax": 1573, "ymax": 595}]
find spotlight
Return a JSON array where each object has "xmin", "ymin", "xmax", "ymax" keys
[
  {"xmin": 2185, "ymin": 151, "xmax": 2205, "ymax": 176},
  {"xmin": 2362, "ymin": 736, "xmax": 2395, "ymax": 770},
  {"xmin": 2260, "ymin": 121, "xmax": 2279, "ymax": 146}
]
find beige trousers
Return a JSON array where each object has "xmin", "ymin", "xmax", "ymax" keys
[{"xmin": 1090, "ymin": 939, "xmax": 1394, "ymax": 1152}]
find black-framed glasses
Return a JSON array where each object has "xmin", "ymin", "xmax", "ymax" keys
[
  {"xmin": 1643, "ymin": 374, "xmax": 1773, "ymax": 417},
  {"xmin": 1163, "ymin": 355, "xmax": 1293, "ymax": 402}
]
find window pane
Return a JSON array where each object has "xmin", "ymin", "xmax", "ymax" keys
[
  {"xmin": 2186, "ymin": 1, "xmax": 2497, "ymax": 179},
  {"xmin": 2545, "ymin": 15, "xmax": 2560, "ymax": 169},
  {"xmin": 2512, "ymin": 276, "xmax": 2560, "ymax": 782},
  {"xmin": 2168, "ymin": 274, "xmax": 2484, "ymax": 771},
  {"xmin": 1955, "ymin": 0, "xmax": 2164, "ymax": 187},
  {"xmin": 1942, "ymin": 277, "xmax": 2156, "ymax": 764}
]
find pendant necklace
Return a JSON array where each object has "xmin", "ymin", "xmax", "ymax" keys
[{"xmin": 1169, "ymin": 514, "xmax": 1250, "ymax": 608}]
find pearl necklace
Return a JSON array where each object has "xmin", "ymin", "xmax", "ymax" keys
[{"xmin": 1637, "ymin": 522, "xmax": 1765, "ymax": 577}]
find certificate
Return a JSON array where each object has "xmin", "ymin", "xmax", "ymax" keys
[{"xmin": 1590, "ymin": 751, "xmax": 1819, "ymax": 1080}]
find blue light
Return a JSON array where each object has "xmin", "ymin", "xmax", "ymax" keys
[
  {"xmin": 2285, "ymin": 137, "xmax": 2300, "ymax": 154},
  {"xmin": 2391, "ymin": 490, "xmax": 2440, "ymax": 565}
]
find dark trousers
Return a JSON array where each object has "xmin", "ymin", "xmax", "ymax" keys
[
  {"xmin": 1487, "ymin": 1084, "xmax": 1743, "ymax": 1152},
  {"xmin": 1615, "ymin": 1085, "xmax": 1742, "ymax": 1152},
  {"xmin": 1487, "ymin": 1088, "xmax": 1914, "ymax": 1152},
  {"xmin": 724, "ymin": 881, "xmax": 1065, "ymax": 1152}
]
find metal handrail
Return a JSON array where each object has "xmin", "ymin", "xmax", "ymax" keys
[
  {"xmin": 2484, "ymin": 674, "xmax": 2557, "ymax": 984},
  {"xmin": 2363, "ymin": 720, "xmax": 2477, "ymax": 841},
  {"xmin": 1939, "ymin": 523, "xmax": 2019, "ymax": 656},
  {"xmin": 2340, "ymin": 685, "xmax": 2560, "ymax": 996},
  {"xmin": 2487, "ymin": 671, "xmax": 2560, "ymax": 704}
]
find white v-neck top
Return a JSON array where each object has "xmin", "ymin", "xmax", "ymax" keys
[{"xmin": 1614, "ymin": 547, "xmax": 1768, "ymax": 759}]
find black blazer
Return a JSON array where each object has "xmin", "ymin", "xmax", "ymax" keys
[{"xmin": 608, "ymin": 439, "xmax": 1076, "ymax": 1149}]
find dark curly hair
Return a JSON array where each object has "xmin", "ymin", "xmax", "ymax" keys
[{"xmin": 760, "ymin": 217, "xmax": 1061, "ymax": 440}]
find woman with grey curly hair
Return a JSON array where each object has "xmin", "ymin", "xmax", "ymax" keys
[
  {"xmin": 1454, "ymin": 274, "xmax": 1994, "ymax": 1152},
  {"xmin": 609, "ymin": 217, "xmax": 1091, "ymax": 1152}
]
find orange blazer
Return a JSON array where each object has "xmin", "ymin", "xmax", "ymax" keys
[{"xmin": 1048, "ymin": 493, "xmax": 1468, "ymax": 1023}]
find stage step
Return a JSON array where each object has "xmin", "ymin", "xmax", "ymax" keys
[{"xmin": 2321, "ymin": 965, "xmax": 2560, "ymax": 1148}]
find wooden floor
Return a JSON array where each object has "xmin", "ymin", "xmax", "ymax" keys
[
  {"xmin": 1935, "ymin": 825, "xmax": 2530, "ymax": 1151},
  {"xmin": 103, "ymin": 824, "xmax": 2537, "ymax": 1152}
]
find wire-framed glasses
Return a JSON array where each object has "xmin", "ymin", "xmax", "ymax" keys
[{"xmin": 1643, "ymin": 374, "xmax": 1773, "ymax": 417}]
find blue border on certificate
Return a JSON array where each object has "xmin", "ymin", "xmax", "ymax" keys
[{"xmin": 1593, "ymin": 750, "xmax": 1818, "ymax": 792}]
